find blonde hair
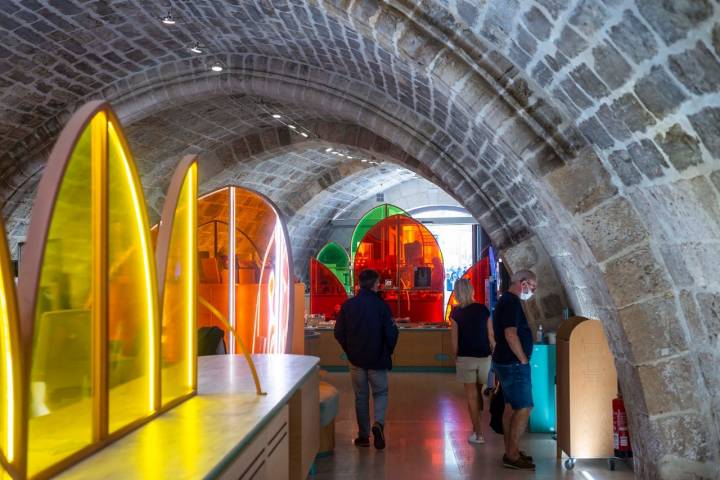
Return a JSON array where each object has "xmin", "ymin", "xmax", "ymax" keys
[{"xmin": 453, "ymin": 278, "xmax": 475, "ymax": 308}]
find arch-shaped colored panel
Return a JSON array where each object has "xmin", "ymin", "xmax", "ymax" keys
[
  {"xmin": 155, "ymin": 157, "xmax": 198, "ymax": 408},
  {"xmin": 444, "ymin": 257, "xmax": 491, "ymax": 322},
  {"xmin": 18, "ymin": 102, "xmax": 159, "ymax": 476},
  {"xmin": 353, "ymin": 215, "xmax": 444, "ymax": 323},
  {"xmin": 316, "ymin": 242, "xmax": 350, "ymax": 293},
  {"xmin": 197, "ymin": 187, "xmax": 293, "ymax": 355},
  {"xmin": 349, "ymin": 204, "xmax": 408, "ymax": 264},
  {"xmin": 309, "ymin": 259, "xmax": 348, "ymax": 320},
  {"xmin": 0, "ymin": 219, "xmax": 21, "ymax": 475}
]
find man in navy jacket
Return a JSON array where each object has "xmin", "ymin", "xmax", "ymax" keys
[{"xmin": 334, "ymin": 269, "xmax": 399, "ymax": 449}]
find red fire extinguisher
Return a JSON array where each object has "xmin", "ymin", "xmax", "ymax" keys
[{"xmin": 612, "ymin": 396, "xmax": 633, "ymax": 458}]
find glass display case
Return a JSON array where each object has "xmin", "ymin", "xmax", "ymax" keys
[
  {"xmin": 444, "ymin": 257, "xmax": 490, "ymax": 321},
  {"xmin": 309, "ymin": 258, "xmax": 348, "ymax": 320},
  {"xmin": 353, "ymin": 214, "xmax": 444, "ymax": 323},
  {"xmin": 316, "ymin": 242, "xmax": 350, "ymax": 293},
  {"xmin": 197, "ymin": 186, "xmax": 292, "ymax": 355}
]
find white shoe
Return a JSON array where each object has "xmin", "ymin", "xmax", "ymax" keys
[{"xmin": 468, "ymin": 432, "xmax": 485, "ymax": 444}]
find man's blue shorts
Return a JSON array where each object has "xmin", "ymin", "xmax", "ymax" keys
[{"xmin": 493, "ymin": 362, "xmax": 534, "ymax": 410}]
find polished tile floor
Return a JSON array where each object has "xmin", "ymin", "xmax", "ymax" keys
[{"xmin": 313, "ymin": 372, "xmax": 635, "ymax": 480}]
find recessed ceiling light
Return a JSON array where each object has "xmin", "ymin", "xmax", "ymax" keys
[
  {"xmin": 325, "ymin": 148, "xmax": 333, "ymax": 152},
  {"xmin": 189, "ymin": 42, "xmax": 202, "ymax": 54},
  {"xmin": 361, "ymin": 159, "xmax": 368, "ymax": 163},
  {"xmin": 300, "ymin": 132, "xmax": 308, "ymax": 138},
  {"xmin": 288, "ymin": 125, "xmax": 297, "ymax": 130},
  {"xmin": 272, "ymin": 114, "xmax": 282, "ymax": 119},
  {"xmin": 161, "ymin": 12, "xmax": 176, "ymax": 25},
  {"xmin": 211, "ymin": 63, "xmax": 223, "ymax": 72}
]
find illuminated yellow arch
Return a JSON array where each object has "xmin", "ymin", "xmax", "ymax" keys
[
  {"xmin": 154, "ymin": 156, "xmax": 198, "ymax": 408},
  {"xmin": 0, "ymin": 218, "xmax": 22, "ymax": 478},
  {"xmin": 17, "ymin": 102, "xmax": 159, "ymax": 478}
]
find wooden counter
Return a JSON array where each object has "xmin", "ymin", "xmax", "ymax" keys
[
  {"xmin": 305, "ymin": 327, "xmax": 454, "ymax": 370},
  {"xmin": 57, "ymin": 354, "xmax": 319, "ymax": 480}
]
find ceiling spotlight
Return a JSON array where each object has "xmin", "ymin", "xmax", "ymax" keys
[
  {"xmin": 210, "ymin": 62, "xmax": 223, "ymax": 72},
  {"xmin": 188, "ymin": 42, "xmax": 202, "ymax": 54},
  {"xmin": 347, "ymin": 156, "xmax": 354, "ymax": 159},
  {"xmin": 361, "ymin": 159, "xmax": 368, "ymax": 163},
  {"xmin": 161, "ymin": 11, "xmax": 176, "ymax": 25},
  {"xmin": 325, "ymin": 147, "xmax": 333, "ymax": 152},
  {"xmin": 271, "ymin": 114, "xmax": 282, "ymax": 119},
  {"xmin": 300, "ymin": 132, "xmax": 308, "ymax": 138}
]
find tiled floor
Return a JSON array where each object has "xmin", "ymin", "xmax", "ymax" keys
[{"xmin": 313, "ymin": 372, "xmax": 635, "ymax": 480}]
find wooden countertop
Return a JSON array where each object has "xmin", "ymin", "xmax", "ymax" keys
[{"xmin": 57, "ymin": 354, "xmax": 319, "ymax": 480}]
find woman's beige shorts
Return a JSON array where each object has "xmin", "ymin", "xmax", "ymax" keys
[{"xmin": 455, "ymin": 356, "xmax": 492, "ymax": 384}]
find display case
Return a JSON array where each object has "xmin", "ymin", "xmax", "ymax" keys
[
  {"xmin": 309, "ymin": 258, "xmax": 348, "ymax": 320},
  {"xmin": 444, "ymin": 257, "xmax": 490, "ymax": 321},
  {"xmin": 316, "ymin": 242, "xmax": 351, "ymax": 293},
  {"xmin": 197, "ymin": 186, "xmax": 293, "ymax": 355},
  {"xmin": 353, "ymin": 214, "xmax": 444, "ymax": 323}
]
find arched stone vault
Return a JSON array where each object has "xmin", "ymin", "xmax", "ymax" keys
[{"xmin": 0, "ymin": 1, "xmax": 718, "ymax": 477}]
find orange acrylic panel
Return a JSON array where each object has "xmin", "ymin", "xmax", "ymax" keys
[
  {"xmin": 444, "ymin": 257, "xmax": 490, "ymax": 322},
  {"xmin": 353, "ymin": 214, "xmax": 444, "ymax": 323},
  {"xmin": 309, "ymin": 258, "xmax": 348, "ymax": 320}
]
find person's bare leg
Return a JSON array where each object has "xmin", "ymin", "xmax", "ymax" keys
[
  {"xmin": 502, "ymin": 403, "xmax": 513, "ymax": 454},
  {"xmin": 507, "ymin": 407, "xmax": 531, "ymax": 459},
  {"xmin": 475, "ymin": 383, "xmax": 484, "ymax": 436},
  {"xmin": 464, "ymin": 383, "xmax": 481, "ymax": 435}
]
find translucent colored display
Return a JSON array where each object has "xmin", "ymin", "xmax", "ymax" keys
[
  {"xmin": 316, "ymin": 243, "xmax": 350, "ymax": 293},
  {"xmin": 0, "ymin": 217, "xmax": 20, "ymax": 470},
  {"xmin": 107, "ymin": 120, "xmax": 157, "ymax": 434},
  {"xmin": 197, "ymin": 187, "xmax": 292, "ymax": 354},
  {"xmin": 158, "ymin": 162, "xmax": 197, "ymax": 407},
  {"xmin": 309, "ymin": 258, "xmax": 348, "ymax": 320},
  {"xmin": 26, "ymin": 117, "xmax": 96, "ymax": 476},
  {"xmin": 349, "ymin": 204, "xmax": 407, "ymax": 264},
  {"xmin": 353, "ymin": 214, "xmax": 444, "ymax": 323},
  {"xmin": 444, "ymin": 257, "xmax": 490, "ymax": 322}
]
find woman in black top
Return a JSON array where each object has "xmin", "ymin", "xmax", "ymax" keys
[{"xmin": 450, "ymin": 278, "xmax": 495, "ymax": 444}]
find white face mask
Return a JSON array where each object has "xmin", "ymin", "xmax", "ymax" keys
[{"xmin": 519, "ymin": 284, "xmax": 534, "ymax": 301}]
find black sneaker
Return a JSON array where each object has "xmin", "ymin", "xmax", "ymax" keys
[
  {"xmin": 354, "ymin": 437, "xmax": 370, "ymax": 447},
  {"xmin": 519, "ymin": 450, "xmax": 534, "ymax": 462},
  {"xmin": 372, "ymin": 422, "xmax": 386, "ymax": 450},
  {"xmin": 502, "ymin": 454, "xmax": 535, "ymax": 470}
]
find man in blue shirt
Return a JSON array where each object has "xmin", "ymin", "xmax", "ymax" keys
[
  {"xmin": 492, "ymin": 270, "xmax": 537, "ymax": 470},
  {"xmin": 334, "ymin": 269, "xmax": 399, "ymax": 450}
]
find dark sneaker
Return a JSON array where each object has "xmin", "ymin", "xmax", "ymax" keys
[
  {"xmin": 372, "ymin": 422, "xmax": 386, "ymax": 450},
  {"xmin": 519, "ymin": 450, "xmax": 534, "ymax": 462},
  {"xmin": 354, "ymin": 437, "xmax": 370, "ymax": 447},
  {"xmin": 503, "ymin": 454, "xmax": 535, "ymax": 470}
]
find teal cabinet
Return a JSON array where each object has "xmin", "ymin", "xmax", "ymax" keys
[{"xmin": 530, "ymin": 344, "xmax": 557, "ymax": 433}]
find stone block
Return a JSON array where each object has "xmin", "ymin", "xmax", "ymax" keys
[
  {"xmin": 602, "ymin": 244, "xmax": 672, "ymax": 308},
  {"xmin": 636, "ymin": 0, "xmax": 713, "ymax": 45},
  {"xmin": 592, "ymin": 41, "xmax": 632, "ymax": 89},
  {"xmin": 655, "ymin": 124, "xmax": 703, "ymax": 172},
  {"xmin": 638, "ymin": 356, "xmax": 701, "ymax": 415},
  {"xmin": 608, "ymin": 149, "xmax": 642, "ymax": 186},
  {"xmin": 555, "ymin": 25, "xmax": 587, "ymax": 59},
  {"xmin": 711, "ymin": 170, "xmax": 720, "ymax": 193},
  {"xmin": 634, "ymin": 65, "xmax": 688, "ymax": 119},
  {"xmin": 569, "ymin": 64, "xmax": 610, "ymax": 99},
  {"xmin": 579, "ymin": 115, "xmax": 614, "ymax": 149},
  {"xmin": 618, "ymin": 292, "xmax": 687, "ymax": 364},
  {"xmin": 545, "ymin": 149, "xmax": 616, "ymax": 213},
  {"xmin": 696, "ymin": 291, "xmax": 720, "ymax": 341},
  {"xmin": 539, "ymin": 292, "xmax": 565, "ymax": 318},
  {"xmin": 560, "ymin": 77, "xmax": 593, "ymax": 109},
  {"xmin": 689, "ymin": 106, "xmax": 720, "ymax": 159},
  {"xmin": 669, "ymin": 41, "xmax": 720, "ymax": 95},
  {"xmin": 536, "ymin": 0, "xmax": 571, "ymax": 19},
  {"xmin": 568, "ymin": 0, "xmax": 608, "ymax": 36},
  {"xmin": 611, "ymin": 93, "xmax": 655, "ymax": 133},
  {"xmin": 578, "ymin": 195, "xmax": 648, "ymax": 262},
  {"xmin": 628, "ymin": 139, "xmax": 669, "ymax": 179},
  {"xmin": 596, "ymin": 104, "xmax": 631, "ymax": 141},
  {"xmin": 609, "ymin": 10, "xmax": 658, "ymax": 63},
  {"xmin": 652, "ymin": 414, "xmax": 715, "ymax": 464},
  {"xmin": 457, "ymin": 0, "xmax": 479, "ymax": 26},
  {"xmin": 523, "ymin": 6, "xmax": 552, "ymax": 40},
  {"xmin": 678, "ymin": 290, "xmax": 709, "ymax": 345}
]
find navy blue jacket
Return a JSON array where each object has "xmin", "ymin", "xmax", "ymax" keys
[{"xmin": 334, "ymin": 289, "xmax": 399, "ymax": 370}]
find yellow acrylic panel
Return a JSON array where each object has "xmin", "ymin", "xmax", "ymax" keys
[
  {"xmin": 106, "ymin": 121, "xmax": 158, "ymax": 433},
  {"xmin": 0, "ymin": 221, "xmax": 20, "ymax": 472},
  {"xmin": 26, "ymin": 118, "xmax": 98, "ymax": 477},
  {"xmin": 160, "ymin": 163, "xmax": 197, "ymax": 406}
]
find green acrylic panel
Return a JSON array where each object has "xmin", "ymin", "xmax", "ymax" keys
[
  {"xmin": 349, "ymin": 204, "xmax": 407, "ymax": 266},
  {"xmin": 316, "ymin": 242, "xmax": 350, "ymax": 293}
]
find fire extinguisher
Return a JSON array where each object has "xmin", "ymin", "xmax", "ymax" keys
[{"xmin": 612, "ymin": 396, "xmax": 633, "ymax": 458}]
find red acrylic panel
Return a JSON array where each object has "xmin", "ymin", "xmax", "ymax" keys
[
  {"xmin": 444, "ymin": 257, "xmax": 490, "ymax": 322},
  {"xmin": 309, "ymin": 258, "xmax": 348, "ymax": 320},
  {"xmin": 353, "ymin": 214, "xmax": 444, "ymax": 323}
]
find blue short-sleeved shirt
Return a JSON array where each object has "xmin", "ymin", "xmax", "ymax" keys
[{"xmin": 491, "ymin": 291, "xmax": 533, "ymax": 364}]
